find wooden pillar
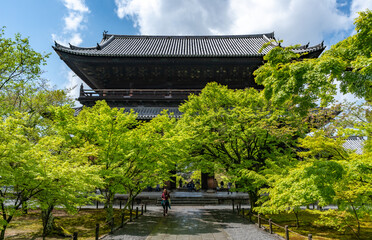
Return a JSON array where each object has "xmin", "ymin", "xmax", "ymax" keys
[
  {"xmin": 121, "ymin": 212, "xmax": 125, "ymax": 227},
  {"xmin": 258, "ymin": 214, "xmax": 261, "ymax": 228},
  {"xmin": 201, "ymin": 172, "xmax": 209, "ymax": 190},
  {"xmin": 170, "ymin": 170, "xmax": 177, "ymax": 190},
  {"xmin": 285, "ymin": 225, "xmax": 289, "ymax": 240},
  {"xmin": 269, "ymin": 219, "xmax": 273, "ymax": 234}
]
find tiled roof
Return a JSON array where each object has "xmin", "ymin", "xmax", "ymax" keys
[
  {"xmin": 74, "ymin": 106, "xmax": 182, "ymax": 120},
  {"xmin": 343, "ymin": 136, "xmax": 366, "ymax": 155},
  {"xmin": 53, "ymin": 33, "xmax": 323, "ymax": 58}
]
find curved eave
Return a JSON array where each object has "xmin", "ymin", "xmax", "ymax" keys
[{"xmin": 53, "ymin": 46, "xmax": 269, "ymax": 58}]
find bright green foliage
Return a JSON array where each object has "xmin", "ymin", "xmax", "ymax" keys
[
  {"xmin": 0, "ymin": 83, "xmax": 71, "ymax": 117},
  {"xmin": 254, "ymin": 10, "xmax": 372, "ymax": 113},
  {"xmin": 301, "ymin": 131, "xmax": 371, "ymax": 238},
  {"xmin": 31, "ymin": 135, "xmax": 102, "ymax": 238},
  {"xmin": 333, "ymin": 153, "xmax": 372, "ymax": 238},
  {"xmin": 254, "ymin": 12, "xmax": 371, "ymax": 233},
  {"xmin": 52, "ymin": 101, "xmax": 175, "ymax": 226},
  {"xmin": 118, "ymin": 112, "xmax": 178, "ymax": 211},
  {"xmin": 254, "ymin": 45, "xmax": 339, "ymax": 114},
  {"xmin": 0, "ymin": 27, "xmax": 49, "ymax": 90},
  {"xmin": 260, "ymin": 127, "xmax": 371, "ymax": 237},
  {"xmin": 257, "ymin": 159, "xmax": 344, "ymax": 227},
  {"xmin": 0, "ymin": 114, "xmax": 34, "ymax": 238},
  {"xmin": 178, "ymin": 82, "xmax": 301, "ymax": 208},
  {"xmin": 0, "ymin": 112, "xmax": 100, "ymax": 239},
  {"xmin": 52, "ymin": 101, "xmax": 138, "ymax": 224}
]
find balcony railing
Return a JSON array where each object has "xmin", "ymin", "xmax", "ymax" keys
[{"xmin": 79, "ymin": 88, "xmax": 202, "ymax": 100}]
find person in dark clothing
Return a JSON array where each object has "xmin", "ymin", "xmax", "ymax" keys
[{"xmin": 161, "ymin": 189, "xmax": 171, "ymax": 216}]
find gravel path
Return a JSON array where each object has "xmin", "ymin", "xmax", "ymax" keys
[{"xmin": 102, "ymin": 206, "xmax": 281, "ymax": 240}]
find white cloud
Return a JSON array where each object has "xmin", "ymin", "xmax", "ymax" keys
[
  {"xmin": 228, "ymin": 0, "xmax": 351, "ymax": 45},
  {"xmin": 53, "ymin": 0, "xmax": 89, "ymax": 46},
  {"xmin": 115, "ymin": 0, "xmax": 232, "ymax": 35},
  {"xmin": 51, "ymin": 32, "xmax": 82, "ymax": 46},
  {"xmin": 69, "ymin": 33, "xmax": 83, "ymax": 45},
  {"xmin": 114, "ymin": 0, "xmax": 370, "ymax": 46},
  {"xmin": 64, "ymin": 12, "xmax": 85, "ymax": 31},
  {"xmin": 64, "ymin": 0, "xmax": 89, "ymax": 12},
  {"xmin": 350, "ymin": 0, "xmax": 372, "ymax": 19},
  {"xmin": 52, "ymin": 0, "xmax": 89, "ymax": 102}
]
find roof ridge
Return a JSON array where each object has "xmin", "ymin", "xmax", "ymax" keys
[{"xmin": 103, "ymin": 32, "xmax": 275, "ymax": 39}]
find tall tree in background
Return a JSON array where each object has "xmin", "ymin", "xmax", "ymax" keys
[
  {"xmin": 254, "ymin": 10, "xmax": 372, "ymax": 112},
  {"xmin": 119, "ymin": 112, "xmax": 177, "ymax": 216},
  {"xmin": 0, "ymin": 27, "xmax": 48, "ymax": 91},
  {"xmin": 178, "ymin": 83, "xmax": 302, "ymax": 210},
  {"xmin": 52, "ymin": 101, "xmax": 138, "ymax": 226},
  {"xmin": 254, "ymin": 10, "xmax": 371, "ymax": 238}
]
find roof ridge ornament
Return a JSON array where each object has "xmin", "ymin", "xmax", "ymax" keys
[{"xmin": 103, "ymin": 30, "xmax": 108, "ymax": 40}]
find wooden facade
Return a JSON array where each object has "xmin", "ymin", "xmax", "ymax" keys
[{"xmin": 53, "ymin": 33, "xmax": 325, "ymax": 111}]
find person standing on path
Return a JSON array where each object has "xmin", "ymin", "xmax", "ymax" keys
[{"xmin": 161, "ymin": 189, "xmax": 170, "ymax": 216}]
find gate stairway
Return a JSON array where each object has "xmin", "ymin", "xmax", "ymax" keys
[{"xmin": 115, "ymin": 191, "xmax": 249, "ymax": 206}]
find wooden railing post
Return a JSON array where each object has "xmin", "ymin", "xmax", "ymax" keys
[
  {"xmin": 95, "ymin": 224, "xmax": 99, "ymax": 240},
  {"xmin": 269, "ymin": 219, "xmax": 273, "ymax": 234},
  {"xmin": 121, "ymin": 212, "xmax": 125, "ymax": 228},
  {"xmin": 308, "ymin": 234, "xmax": 312, "ymax": 240},
  {"xmin": 136, "ymin": 207, "xmax": 139, "ymax": 219},
  {"xmin": 73, "ymin": 232, "xmax": 78, "ymax": 240},
  {"xmin": 129, "ymin": 208, "xmax": 133, "ymax": 222},
  {"xmin": 110, "ymin": 217, "xmax": 114, "ymax": 233},
  {"xmin": 96, "ymin": 200, "xmax": 99, "ymax": 209},
  {"xmin": 258, "ymin": 214, "xmax": 261, "ymax": 228},
  {"xmin": 232, "ymin": 199, "xmax": 235, "ymax": 212},
  {"xmin": 285, "ymin": 225, "xmax": 289, "ymax": 240}
]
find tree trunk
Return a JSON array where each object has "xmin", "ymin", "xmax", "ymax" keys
[
  {"xmin": 248, "ymin": 190, "xmax": 258, "ymax": 212},
  {"xmin": 105, "ymin": 190, "xmax": 114, "ymax": 226},
  {"xmin": 294, "ymin": 210, "xmax": 300, "ymax": 228},
  {"xmin": 350, "ymin": 202, "xmax": 360, "ymax": 238},
  {"xmin": 41, "ymin": 205, "xmax": 55, "ymax": 239},
  {"xmin": 0, "ymin": 228, "xmax": 6, "ymax": 240},
  {"xmin": 21, "ymin": 194, "xmax": 28, "ymax": 214}
]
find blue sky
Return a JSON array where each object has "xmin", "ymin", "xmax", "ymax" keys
[{"xmin": 1, "ymin": 0, "xmax": 371, "ymax": 102}]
